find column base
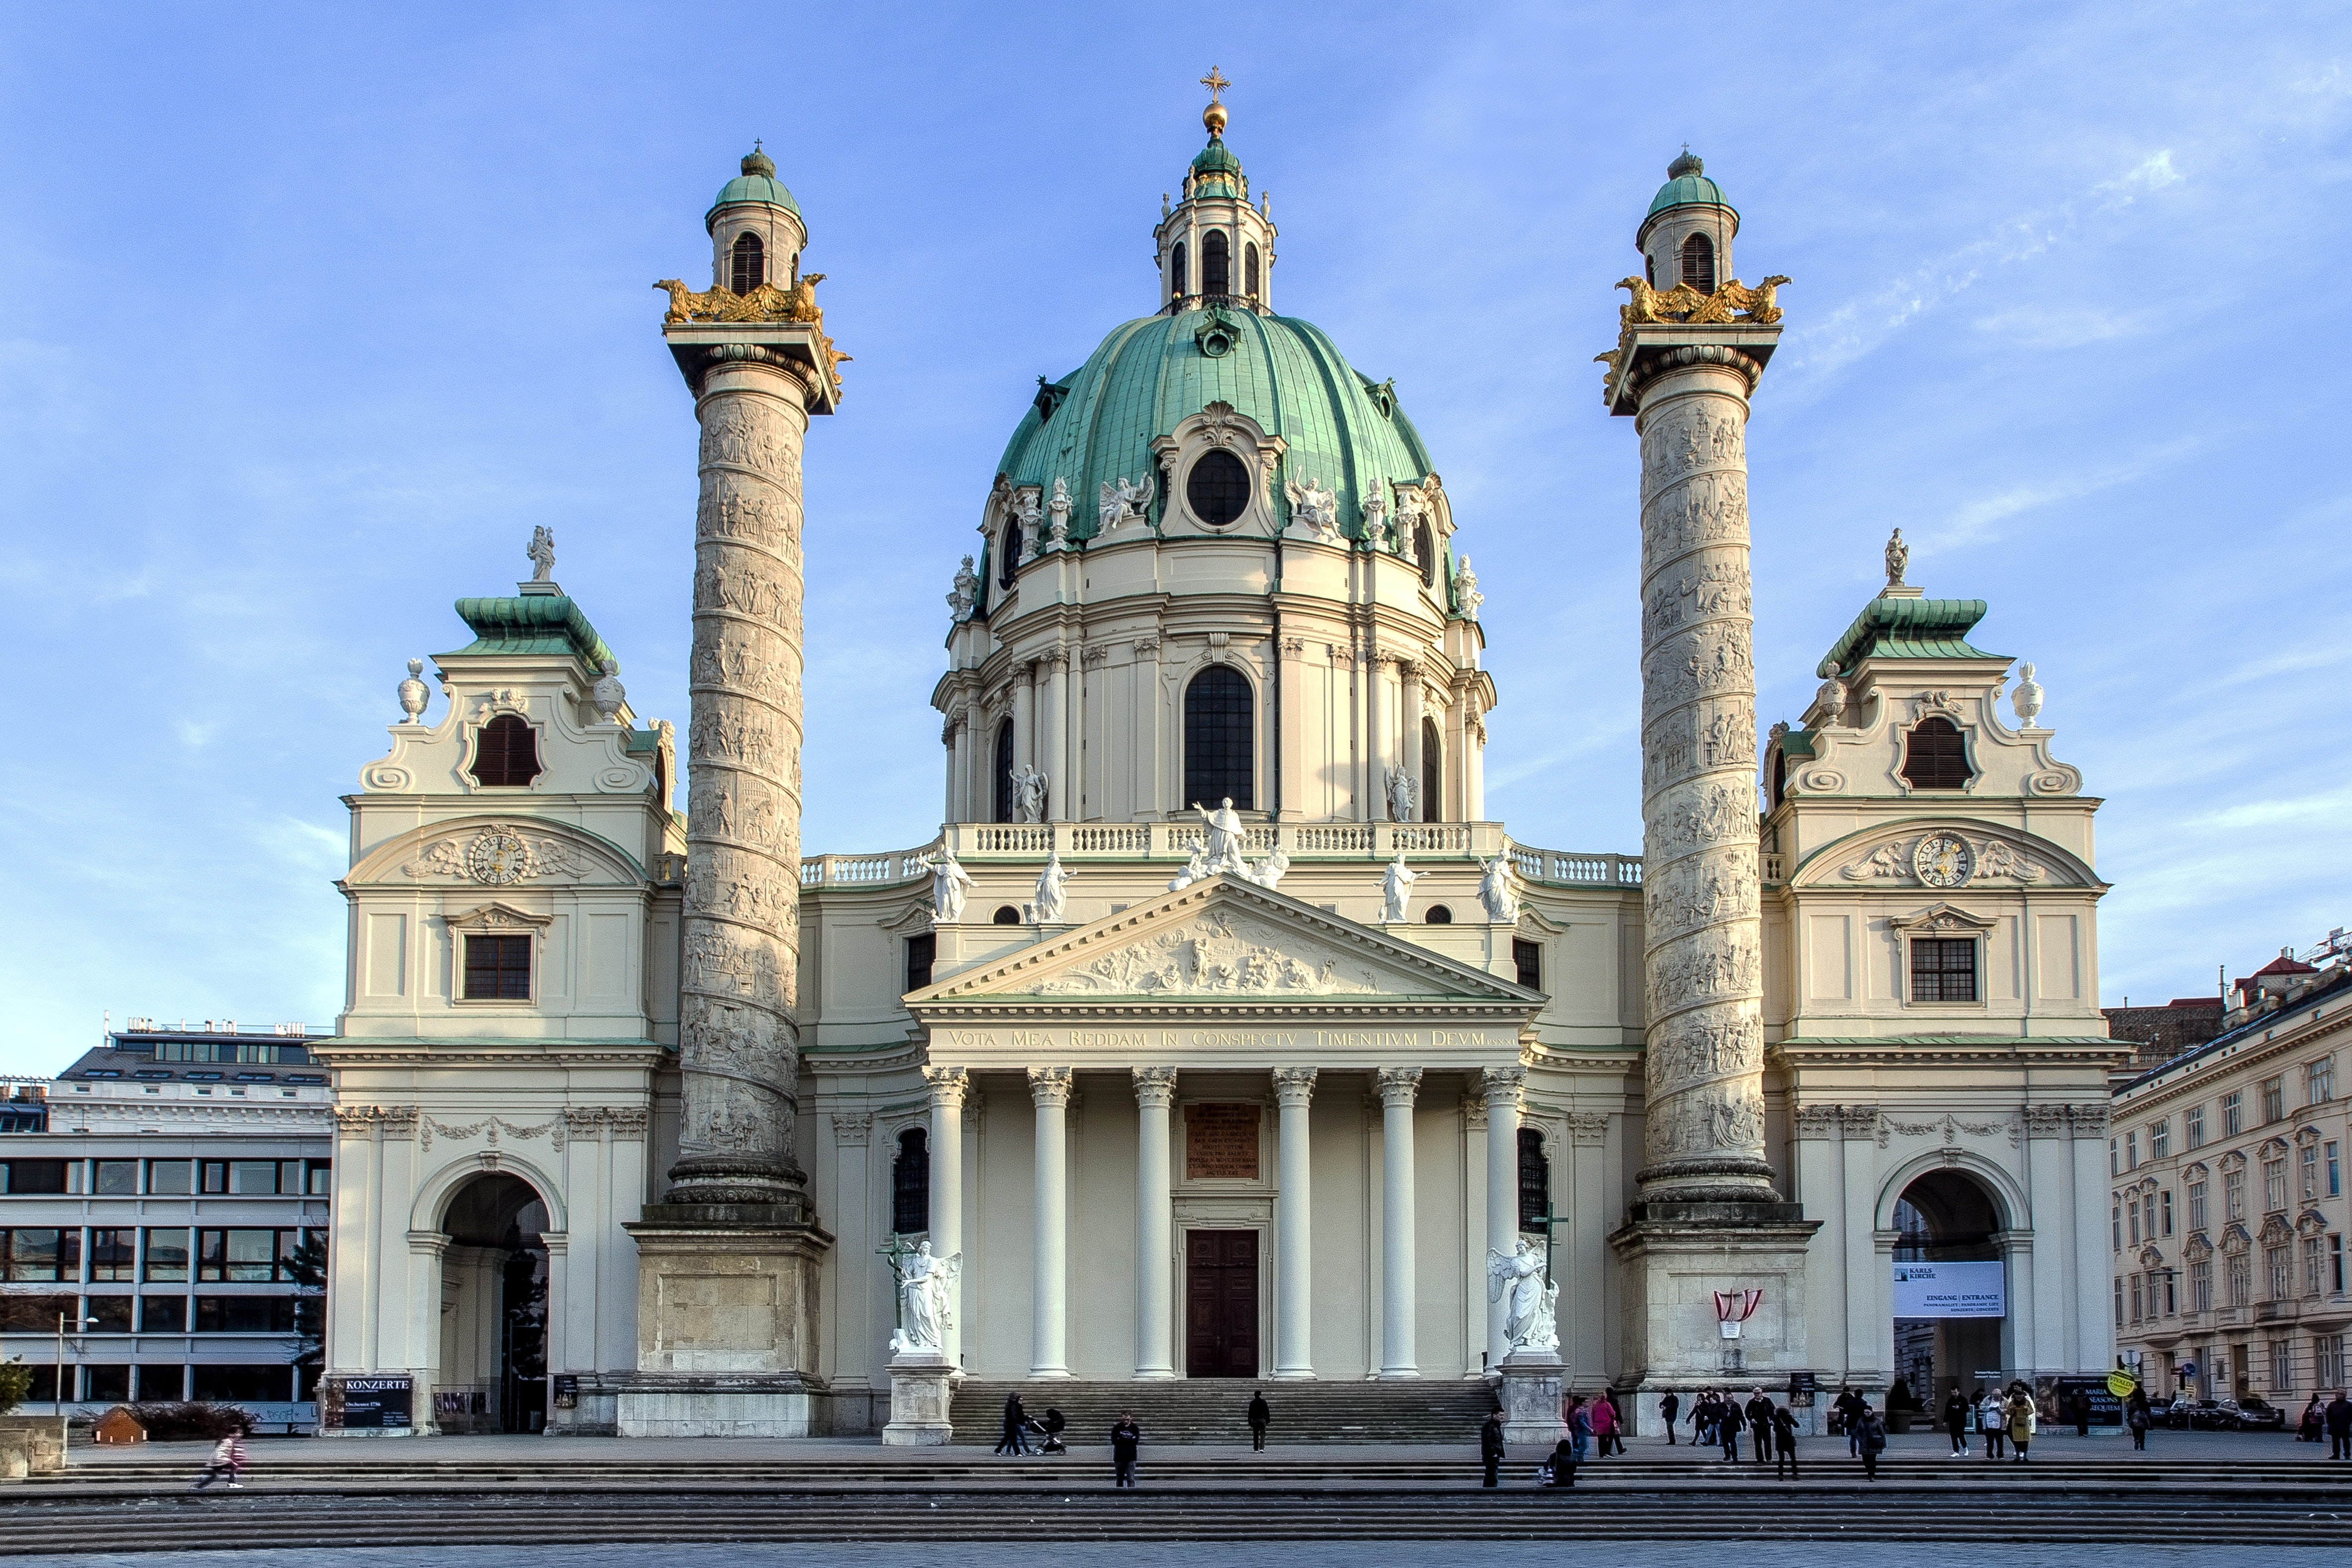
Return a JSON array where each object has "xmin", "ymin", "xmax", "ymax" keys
[
  {"xmin": 1376, "ymin": 1368, "xmax": 1423, "ymax": 1380},
  {"xmin": 881, "ymin": 1353, "xmax": 955, "ymax": 1446},
  {"xmin": 1608, "ymin": 1201, "xmax": 1821, "ymax": 1427},
  {"xmin": 1497, "ymin": 1350, "xmax": 1567, "ymax": 1445}
]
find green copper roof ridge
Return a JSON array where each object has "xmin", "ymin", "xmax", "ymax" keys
[
  {"xmin": 1817, "ymin": 595, "xmax": 1996, "ymax": 678},
  {"xmin": 446, "ymin": 594, "xmax": 615, "ymax": 675}
]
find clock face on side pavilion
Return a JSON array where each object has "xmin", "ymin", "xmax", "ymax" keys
[
  {"xmin": 1913, "ymin": 833, "xmax": 1973, "ymax": 889},
  {"xmin": 465, "ymin": 829, "xmax": 531, "ymax": 885}
]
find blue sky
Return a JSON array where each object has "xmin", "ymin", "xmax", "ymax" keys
[{"xmin": 1, "ymin": 3, "xmax": 2347, "ymax": 1074}]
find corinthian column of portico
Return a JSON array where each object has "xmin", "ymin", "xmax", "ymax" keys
[
  {"xmin": 670, "ymin": 327, "xmax": 818, "ymax": 1211},
  {"xmin": 1631, "ymin": 348, "xmax": 1778, "ymax": 1207},
  {"xmin": 1028, "ymin": 1066, "xmax": 1073, "ymax": 1377},
  {"xmin": 1271, "ymin": 1066, "xmax": 1318, "ymax": 1378},
  {"xmin": 923, "ymin": 1066, "xmax": 967, "ymax": 1364},
  {"xmin": 1377, "ymin": 1067, "xmax": 1423, "ymax": 1377},
  {"xmin": 1132, "ymin": 1067, "xmax": 1178, "ymax": 1378}
]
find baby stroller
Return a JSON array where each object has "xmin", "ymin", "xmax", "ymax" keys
[{"xmin": 1030, "ymin": 1407, "xmax": 1068, "ymax": 1455}]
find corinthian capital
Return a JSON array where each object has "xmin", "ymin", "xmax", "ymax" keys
[
  {"xmin": 922, "ymin": 1064, "xmax": 968, "ymax": 1110},
  {"xmin": 1375, "ymin": 1066, "xmax": 1424, "ymax": 1108},
  {"xmin": 1271, "ymin": 1066, "xmax": 1319, "ymax": 1107},
  {"xmin": 1131, "ymin": 1066, "xmax": 1178, "ymax": 1108},
  {"xmin": 1481, "ymin": 1065, "xmax": 1527, "ymax": 1113},
  {"xmin": 1027, "ymin": 1065, "xmax": 1073, "ymax": 1108}
]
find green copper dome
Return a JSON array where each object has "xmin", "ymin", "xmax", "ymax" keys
[
  {"xmin": 1645, "ymin": 150, "xmax": 1734, "ymax": 220},
  {"xmin": 994, "ymin": 306, "xmax": 1434, "ymax": 547},
  {"xmin": 706, "ymin": 144, "xmax": 801, "ymax": 227}
]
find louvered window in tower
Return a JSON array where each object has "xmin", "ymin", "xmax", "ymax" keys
[
  {"xmin": 1203, "ymin": 230, "xmax": 1230, "ymax": 296},
  {"xmin": 1680, "ymin": 233, "xmax": 1716, "ymax": 293},
  {"xmin": 1518, "ymin": 1128, "xmax": 1550, "ymax": 1231},
  {"xmin": 992, "ymin": 720, "xmax": 1016, "ymax": 824},
  {"xmin": 470, "ymin": 714, "xmax": 541, "ymax": 787},
  {"xmin": 1422, "ymin": 717, "xmax": 1442, "ymax": 823},
  {"xmin": 1183, "ymin": 665, "xmax": 1254, "ymax": 810},
  {"xmin": 1170, "ymin": 242, "xmax": 1187, "ymax": 302},
  {"xmin": 1245, "ymin": 242, "xmax": 1260, "ymax": 298},
  {"xmin": 730, "ymin": 232, "xmax": 765, "ymax": 295},
  {"xmin": 1900, "ymin": 717, "xmax": 1971, "ymax": 790}
]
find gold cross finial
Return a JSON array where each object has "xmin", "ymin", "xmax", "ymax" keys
[{"xmin": 1200, "ymin": 66, "xmax": 1229, "ymax": 104}]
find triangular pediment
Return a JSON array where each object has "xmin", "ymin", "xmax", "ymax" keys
[{"xmin": 907, "ymin": 874, "xmax": 1537, "ymax": 1011}]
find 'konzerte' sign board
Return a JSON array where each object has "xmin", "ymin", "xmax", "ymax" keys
[
  {"xmin": 1891, "ymin": 1261, "xmax": 2005, "ymax": 1319},
  {"xmin": 1185, "ymin": 1104, "xmax": 1261, "ymax": 1180}
]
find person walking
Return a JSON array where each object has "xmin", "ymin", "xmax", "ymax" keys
[
  {"xmin": 1856, "ymin": 1404, "xmax": 1887, "ymax": 1481},
  {"xmin": 1589, "ymin": 1390, "xmax": 1619, "ymax": 1459},
  {"xmin": 1978, "ymin": 1387, "xmax": 2006, "ymax": 1460},
  {"xmin": 1247, "ymin": 1390, "xmax": 1270, "ymax": 1453},
  {"xmin": 995, "ymin": 1392, "xmax": 1031, "ymax": 1456},
  {"xmin": 1771, "ymin": 1403, "xmax": 1800, "ymax": 1480},
  {"xmin": 1833, "ymin": 1385, "xmax": 1865, "ymax": 1457},
  {"xmin": 2125, "ymin": 1389, "xmax": 2151, "ymax": 1451},
  {"xmin": 1659, "ymin": 1389, "xmax": 1680, "ymax": 1445},
  {"xmin": 1480, "ymin": 1409, "xmax": 1507, "ymax": 1489},
  {"xmin": 2297, "ymin": 1394, "xmax": 2323, "ymax": 1443},
  {"xmin": 1942, "ymin": 1387, "xmax": 1971, "ymax": 1457},
  {"xmin": 1569, "ymin": 1395, "xmax": 1593, "ymax": 1465},
  {"xmin": 1745, "ymin": 1389, "xmax": 1774, "ymax": 1465},
  {"xmin": 2005, "ymin": 1385, "xmax": 2038, "ymax": 1463},
  {"xmin": 2324, "ymin": 1390, "xmax": 2352, "ymax": 1461},
  {"xmin": 1039, "ymin": 1407, "xmax": 1067, "ymax": 1455},
  {"xmin": 1718, "ymin": 1393, "xmax": 1740, "ymax": 1462},
  {"xmin": 192, "ymin": 1427, "xmax": 247, "ymax": 1491},
  {"xmin": 2069, "ymin": 1387, "xmax": 2091, "ymax": 1437},
  {"xmin": 1111, "ymin": 1412, "xmax": 1141, "ymax": 1488}
]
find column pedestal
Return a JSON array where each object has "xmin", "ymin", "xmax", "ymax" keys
[
  {"xmin": 881, "ymin": 1351, "xmax": 955, "ymax": 1446},
  {"xmin": 616, "ymin": 1206, "xmax": 834, "ymax": 1436}
]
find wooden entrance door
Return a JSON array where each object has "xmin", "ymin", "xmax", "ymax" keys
[{"xmin": 1185, "ymin": 1229, "xmax": 1259, "ymax": 1378}]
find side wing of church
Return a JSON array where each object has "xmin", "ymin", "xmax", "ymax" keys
[{"xmin": 313, "ymin": 101, "xmax": 2122, "ymax": 1439}]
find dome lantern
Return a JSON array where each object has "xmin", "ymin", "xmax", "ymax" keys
[
  {"xmin": 1156, "ymin": 69, "xmax": 1275, "ymax": 313},
  {"xmin": 704, "ymin": 140, "xmax": 808, "ymax": 298},
  {"xmin": 1636, "ymin": 147, "xmax": 1739, "ymax": 296}
]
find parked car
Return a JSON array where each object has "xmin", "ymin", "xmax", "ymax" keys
[
  {"xmin": 2159, "ymin": 1397, "xmax": 2230, "ymax": 1430},
  {"xmin": 2225, "ymin": 1396, "xmax": 2288, "ymax": 1431}
]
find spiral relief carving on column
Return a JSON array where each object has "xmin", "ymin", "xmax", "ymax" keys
[
  {"xmin": 1635, "ymin": 376, "xmax": 1776, "ymax": 1200},
  {"xmin": 670, "ymin": 371, "xmax": 813, "ymax": 1207}
]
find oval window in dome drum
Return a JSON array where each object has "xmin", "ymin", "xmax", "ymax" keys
[{"xmin": 1186, "ymin": 450, "xmax": 1251, "ymax": 527}]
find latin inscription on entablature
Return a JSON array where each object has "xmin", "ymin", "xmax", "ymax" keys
[{"xmin": 929, "ymin": 1026, "xmax": 1518, "ymax": 1058}]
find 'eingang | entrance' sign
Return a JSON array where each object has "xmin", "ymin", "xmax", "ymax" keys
[{"xmin": 1891, "ymin": 1261, "xmax": 2005, "ymax": 1319}]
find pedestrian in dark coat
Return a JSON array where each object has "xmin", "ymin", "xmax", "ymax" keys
[
  {"xmin": 1247, "ymin": 1391, "xmax": 1271, "ymax": 1452},
  {"xmin": 2069, "ymin": 1388, "xmax": 2092, "ymax": 1437},
  {"xmin": 1040, "ymin": 1407, "xmax": 1068, "ymax": 1455},
  {"xmin": 1942, "ymin": 1389, "xmax": 1971, "ymax": 1455},
  {"xmin": 1480, "ymin": 1410, "xmax": 1507, "ymax": 1488},
  {"xmin": 995, "ymin": 1393, "xmax": 1030, "ymax": 1456},
  {"xmin": 2324, "ymin": 1391, "xmax": 2352, "ymax": 1461},
  {"xmin": 2125, "ymin": 1390, "xmax": 2151, "ymax": 1451},
  {"xmin": 1856, "ymin": 1405, "xmax": 1887, "ymax": 1480},
  {"xmin": 1718, "ymin": 1394, "xmax": 1741, "ymax": 1462},
  {"xmin": 1659, "ymin": 1390, "xmax": 1680, "ymax": 1444},
  {"xmin": 1745, "ymin": 1390, "xmax": 1774, "ymax": 1463},
  {"xmin": 1833, "ymin": 1385, "xmax": 1865, "ymax": 1455},
  {"xmin": 1541, "ymin": 1438, "xmax": 1578, "ymax": 1488},
  {"xmin": 1111, "ymin": 1413, "xmax": 1141, "ymax": 1488},
  {"xmin": 1771, "ymin": 1405, "xmax": 1800, "ymax": 1479}
]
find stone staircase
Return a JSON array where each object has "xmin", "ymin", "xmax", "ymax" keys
[{"xmin": 946, "ymin": 1378, "xmax": 1500, "ymax": 1445}]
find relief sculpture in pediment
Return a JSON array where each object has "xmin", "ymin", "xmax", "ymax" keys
[{"xmin": 1028, "ymin": 912, "xmax": 1382, "ymax": 998}]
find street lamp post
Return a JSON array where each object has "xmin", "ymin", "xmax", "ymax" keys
[{"xmin": 54, "ymin": 1309, "xmax": 94, "ymax": 1458}]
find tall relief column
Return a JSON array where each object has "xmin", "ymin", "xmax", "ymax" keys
[
  {"xmin": 1599, "ymin": 154, "xmax": 1815, "ymax": 1417},
  {"xmin": 621, "ymin": 148, "xmax": 845, "ymax": 1439}
]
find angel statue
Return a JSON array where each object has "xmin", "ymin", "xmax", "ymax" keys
[
  {"xmin": 526, "ymin": 525, "xmax": 557, "ymax": 584},
  {"xmin": 922, "ymin": 847, "xmax": 974, "ymax": 922},
  {"xmin": 1452, "ymin": 555, "xmax": 1484, "ymax": 622},
  {"xmin": 947, "ymin": 555, "xmax": 979, "ymax": 621},
  {"xmin": 1283, "ymin": 476, "xmax": 1340, "ymax": 543},
  {"xmin": 1884, "ymin": 527, "xmax": 1910, "ymax": 591},
  {"xmin": 1384, "ymin": 762, "xmax": 1418, "ymax": 824},
  {"xmin": 1033, "ymin": 850, "xmax": 1070, "ymax": 924},
  {"xmin": 1166, "ymin": 842, "xmax": 1212, "ymax": 893},
  {"xmin": 1380, "ymin": 851, "xmax": 1419, "ymax": 923},
  {"xmin": 1098, "ymin": 473, "xmax": 1157, "ymax": 533},
  {"xmin": 1486, "ymin": 1236, "xmax": 1559, "ymax": 1355},
  {"xmin": 888, "ymin": 1241, "xmax": 963, "ymax": 1357},
  {"xmin": 1243, "ymin": 846, "xmax": 1291, "ymax": 892},
  {"xmin": 1011, "ymin": 763, "xmax": 1048, "ymax": 824}
]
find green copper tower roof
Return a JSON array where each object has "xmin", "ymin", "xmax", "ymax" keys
[
  {"xmin": 1645, "ymin": 150, "xmax": 1736, "ymax": 221},
  {"xmin": 1818, "ymin": 596, "xmax": 1995, "ymax": 678},
  {"xmin": 706, "ymin": 143, "xmax": 800, "ymax": 227},
  {"xmin": 993, "ymin": 306, "xmax": 1435, "ymax": 546},
  {"xmin": 447, "ymin": 595, "xmax": 615, "ymax": 674}
]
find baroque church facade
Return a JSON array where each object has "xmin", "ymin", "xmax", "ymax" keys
[{"xmin": 315, "ymin": 100, "xmax": 2123, "ymax": 1438}]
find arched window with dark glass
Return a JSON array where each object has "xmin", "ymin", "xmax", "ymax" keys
[
  {"xmin": 1203, "ymin": 230, "xmax": 1230, "ymax": 296},
  {"xmin": 1680, "ymin": 232, "xmax": 1716, "ymax": 294},
  {"xmin": 1424, "ymin": 904, "xmax": 1452, "ymax": 925},
  {"xmin": 1244, "ymin": 242, "xmax": 1260, "ymax": 298},
  {"xmin": 1183, "ymin": 665, "xmax": 1254, "ymax": 810},
  {"xmin": 1415, "ymin": 522, "xmax": 1435, "ymax": 586},
  {"xmin": 997, "ymin": 522, "xmax": 1022, "ymax": 588},
  {"xmin": 891, "ymin": 1128, "xmax": 929, "ymax": 1235},
  {"xmin": 730, "ymin": 232, "xmax": 765, "ymax": 295},
  {"xmin": 992, "ymin": 905, "xmax": 1022, "ymax": 926},
  {"xmin": 992, "ymin": 720, "xmax": 1016, "ymax": 823},
  {"xmin": 1186, "ymin": 450, "xmax": 1251, "ymax": 527},
  {"xmin": 1518, "ymin": 1127, "xmax": 1550, "ymax": 1231},
  {"xmin": 1900, "ymin": 717, "xmax": 1971, "ymax": 790},
  {"xmin": 1770, "ymin": 747, "xmax": 1787, "ymax": 808},
  {"xmin": 1170, "ymin": 241, "xmax": 1187, "ymax": 302},
  {"xmin": 1422, "ymin": 717, "xmax": 1442, "ymax": 823},
  {"xmin": 470, "ymin": 714, "xmax": 541, "ymax": 787}
]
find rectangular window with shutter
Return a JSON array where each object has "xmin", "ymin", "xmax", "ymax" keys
[
  {"xmin": 462, "ymin": 935, "xmax": 532, "ymax": 1001},
  {"xmin": 1909, "ymin": 938, "xmax": 1978, "ymax": 1002},
  {"xmin": 1512, "ymin": 938, "xmax": 1542, "ymax": 992}
]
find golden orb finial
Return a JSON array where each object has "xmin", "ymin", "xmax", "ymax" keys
[{"xmin": 1200, "ymin": 65, "xmax": 1230, "ymax": 137}]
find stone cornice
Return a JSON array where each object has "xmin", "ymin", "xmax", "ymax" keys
[
  {"xmin": 312, "ymin": 1038, "xmax": 668, "ymax": 1068},
  {"xmin": 911, "ymin": 999, "xmax": 1535, "ymax": 1024},
  {"xmin": 1769, "ymin": 1036, "xmax": 2125, "ymax": 1071}
]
